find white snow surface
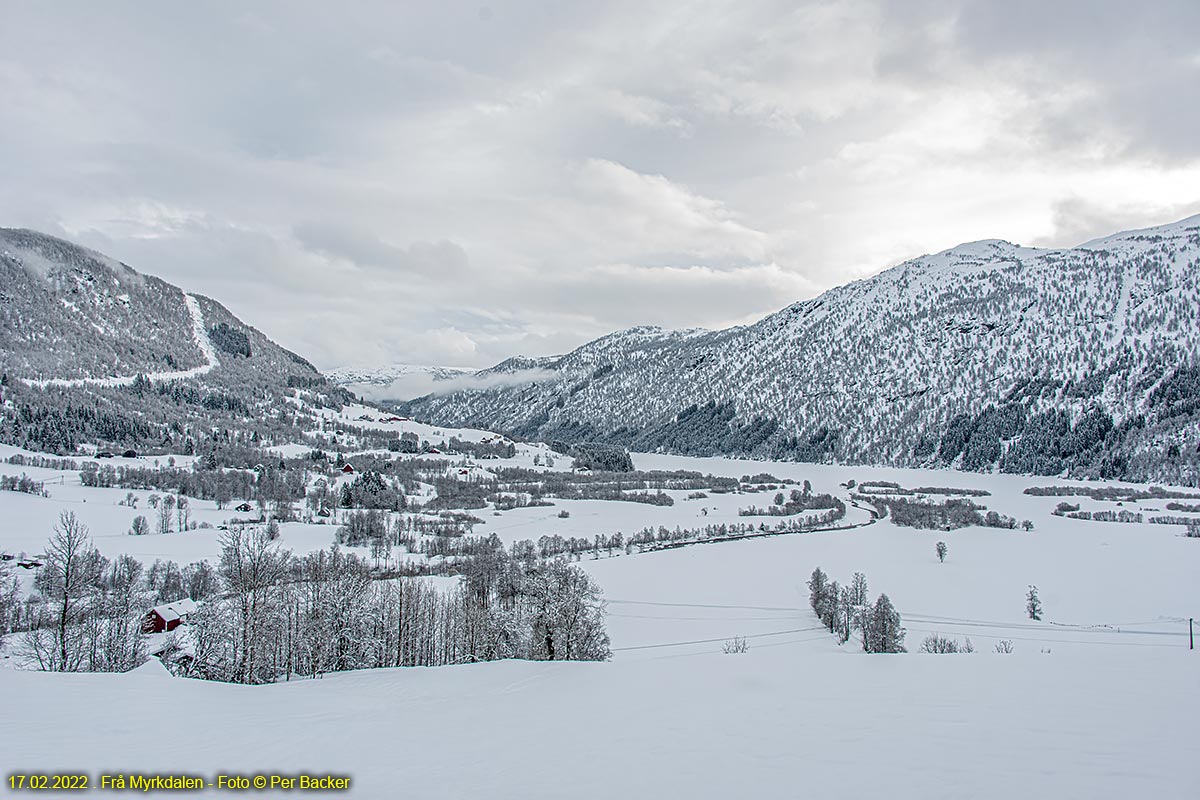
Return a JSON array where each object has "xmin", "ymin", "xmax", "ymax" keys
[
  {"xmin": 1, "ymin": 650, "xmax": 1193, "ymax": 798},
  {"xmin": 2, "ymin": 419, "xmax": 1198, "ymax": 797}
]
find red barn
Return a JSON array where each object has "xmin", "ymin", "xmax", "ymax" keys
[
  {"xmin": 341, "ymin": 463, "xmax": 355, "ymax": 474},
  {"xmin": 144, "ymin": 598, "xmax": 198, "ymax": 633}
]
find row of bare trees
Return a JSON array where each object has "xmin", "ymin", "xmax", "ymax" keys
[
  {"xmin": 179, "ymin": 527, "xmax": 610, "ymax": 683},
  {"xmin": 6, "ymin": 512, "xmax": 611, "ymax": 683},
  {"xmin": 808, "ymin": 567, "xmax": 906, "ymax": 653},
  {"xmin": 19, "ymin": 512, "xmax": 148, "ymax": 672}
]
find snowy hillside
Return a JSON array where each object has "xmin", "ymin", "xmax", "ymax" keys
[
  {"xmin": 0, "ymin": 228, "xmax": 324, "ymax": 391},
  {"xmin": 0, "ymin": 228, "xmax": 207, "ymax": 382},
  {"xmin": 401, "ymin": 215, "xmax": 1200, "ymax": 484},
  {"xmin": 0, "ymin": 229, "xmax": 348, "ymax": 456},
  {"xmin": 25, "ymin": 293, "xmax": 220, "ymax": 390}
]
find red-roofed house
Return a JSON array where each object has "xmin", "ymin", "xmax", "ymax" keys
[{"xmin": 144, "ymin": 598, "xmax": 198, "ymax": 633}]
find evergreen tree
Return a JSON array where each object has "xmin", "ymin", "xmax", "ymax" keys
[
  {"xmin": 808, "ymin": 567, "xmax": 829, "ymax": 616},
  {"xmin": 1026, "ymin": 585, "xmax": 1042, "ymax": 620},
  {"xmin": 862, "ymin": 593, "xmax": 905, "ymax": 653}
]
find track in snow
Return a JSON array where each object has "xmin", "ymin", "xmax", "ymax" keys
[{"xmin": 26, "ymin": 293, "xmax": 220, "ymax": 389}]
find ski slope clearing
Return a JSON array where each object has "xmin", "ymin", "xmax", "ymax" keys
[
  {"xmin": 3, "ymin": 649, "xmax": 1193, "ymax": 799},
  {"xmin": 24, "ymin": 293, "xmax": 219, "ymax": 389}
]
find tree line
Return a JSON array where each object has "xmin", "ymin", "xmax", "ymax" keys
[
  {"xmin": 8, "ymin": 512, "xmax": 610, "ymax": 683},
  {"xmin": 808, "ymin": 567, "xmax": 905, "ymax": 653}
]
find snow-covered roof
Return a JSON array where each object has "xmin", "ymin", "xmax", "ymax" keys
[{"xmin": 150, "ymin": 598, "xmax": 198, "ymax": 623}]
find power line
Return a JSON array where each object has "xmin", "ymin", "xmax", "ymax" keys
[
  {"xmin": 901, "ymin": 614, "xmax": 1189, "ymax": 637},
  {"xmin": 750, "ymin": 634, "xmax": 841, "ymax": 651},
  {"xmin": 904, "ymin": 626, "xmax": 1184, "ymax": 648},
  {"xmin": 609, "ymin": 598, "xmax": 800, "ymax": 612},
  {"xmin": 610, "ymin": 601, "xmax": 1196, "ymax": 650},
  {"xmin": 609, "ymin": 611, "xmax": 802, "ymax": 622},
  {"xmin": 612, "ymin": 626, "xmax": 825, "ymax": 652},
  {"xmin": 642, "ymin": 633, "xmax": 834, "ymax": 661}
]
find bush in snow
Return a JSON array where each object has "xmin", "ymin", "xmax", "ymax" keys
[
  {"xmin": 722, "ymin": 636, "xmax": 749, "ymax": 654},
  {"xmin": 920, "ymin": 634, "xmax": 974, "ymax": 653}
]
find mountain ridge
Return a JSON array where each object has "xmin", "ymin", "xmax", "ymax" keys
[
  {"xmin": 397, "ymin": 214, "xmax": 1200, "ymax": 483},
  {"xmin": 0, "ymin": 228, "xmax": 345, "ymax": 455}
]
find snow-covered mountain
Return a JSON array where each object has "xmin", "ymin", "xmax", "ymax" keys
[
  {"xmin": 326, "ymin": 362, "xmax": 469, "ymax": 394},
  {"xmin": 401, "ymin": 215, "xmax": 1200, "ymax": 483},
  {"xmin": 0, "ymin": 228, "xmax": 343, "ymax": 453},
  {"xmin": 327, "ymin": 358, "xmax": 568, "ymax": 401},
  {"xmin": 0, "ymin": 229, "xmax": 208, "ymax": 383},
  {"xmin": 0, "ymin": 228, "xmax": 322, "ymax": 388}
]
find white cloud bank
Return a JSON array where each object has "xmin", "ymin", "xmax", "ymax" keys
[{"xmin": 354, "ymin": 368, "xmax": 559, "ymax": 402}]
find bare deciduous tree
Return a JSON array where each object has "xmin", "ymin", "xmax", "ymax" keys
[{"xmin": 25, "ymin": 512, "xmax": 104, "ymax": 671}]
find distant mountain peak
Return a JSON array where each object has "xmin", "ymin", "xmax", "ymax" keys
[
  {"xmin": 1077, "ymin": 212, "xmax": 1200, "ymax": 251},
  {"xmin": 326, "ymin": 362, "xmax": 469, "ymax": 387},
  {"xmin": 0, "ymin": 227, "xmax": 140, "ymax": 286}
]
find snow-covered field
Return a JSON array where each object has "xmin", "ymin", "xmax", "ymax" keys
[
  {"xmin": 1, "ymin": 423, "xmax": 1198, "ymax": 798},
  {"xmin": 4, "ymin": 649, "xmax": 1193, "ymax": 798}
]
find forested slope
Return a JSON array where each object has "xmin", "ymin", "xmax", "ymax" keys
[{"xmin": 401, "ymin": 216, "xmax": 1200, "ymax": 484}]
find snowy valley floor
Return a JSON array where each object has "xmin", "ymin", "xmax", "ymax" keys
[
  {"xmin": 2, "ymin": 412, "xmax": 1199, "ymax": 798},
  {"xmin": 4, "ymin": 650, "xmax": 1194, "ymax": 799}
]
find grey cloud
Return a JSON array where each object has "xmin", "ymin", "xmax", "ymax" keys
[
  {"xmin": 293, "ymin": 222, "xmax": 470, "ymax": 276},
  {"xmin": 1, "ymin": 1, "xmax": 1197, "ymax": 372},
  {"xmin": 514, "ymin": 262, "xmax": 816, "ymax": 332},
  {"xmin": 878, "ymin": 0, "xmax": 1200, "ymax": 162},
  {"xmin": 1034, "ymin": 197, "xmax": 1200, "ymax": 249}
]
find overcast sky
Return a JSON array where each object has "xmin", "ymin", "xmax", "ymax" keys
[{"xmin": 3, "ymin": 1, "xmax": 1199, "ymax": 370}]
